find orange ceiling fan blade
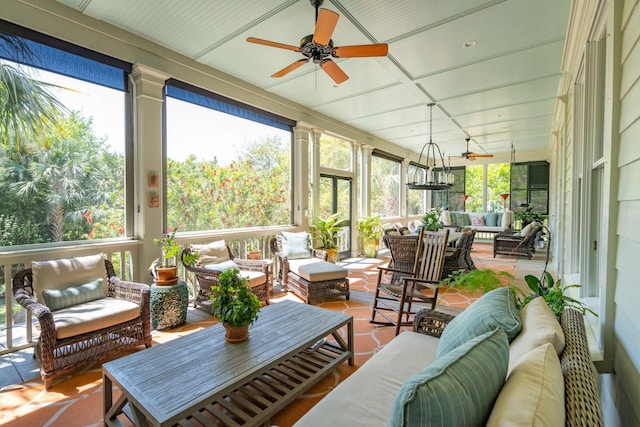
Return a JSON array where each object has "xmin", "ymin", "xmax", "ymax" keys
[
  {"xmin": 468, "ymin": 153, "xmax": 494, "ymax": 158},
  {"xmin": 272, "ymin": 59, "xmax": 309, "ymax": 78},
  {"xmin": 333, "ymin": 44, "xmax": 389, "ymax": 58},
  {"xmin": 313, "ymin": 8, "xmax": 339, "ymax": 45},
  {"xmin": 247, "ymin": 37, "xmax": 300, "ymax": 52},
  {"xmin": 321, "ymin": 59, "xmax": 349, "ymax": 84}
]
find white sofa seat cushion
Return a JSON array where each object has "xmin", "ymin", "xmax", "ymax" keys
[
  {"xmin": 294, "ymin": 332, "xmax": 441, "ymax": 427},
  {"xmin": 297, "ymin": 261, "xmax": 348, "ymax": 282},
  {"xmin": 53, "ymin": 297, "xmax": 140, "ymax": 339}
]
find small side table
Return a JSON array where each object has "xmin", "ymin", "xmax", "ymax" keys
[{"xmin": 150, "ymin": 281, "xmax": 188, "ymax": 330}]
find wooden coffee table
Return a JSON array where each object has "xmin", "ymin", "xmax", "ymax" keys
[{"xmin": 103, "ymin": 300, "xmax": 353, "ymax": 426}]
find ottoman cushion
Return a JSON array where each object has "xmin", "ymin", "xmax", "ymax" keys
[{"xmin": 297, "ymin": 261, "xmax": 348, "ymax": 282}]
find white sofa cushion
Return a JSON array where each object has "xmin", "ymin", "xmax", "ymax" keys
[
  {"xmin": 508, "ymin": 296, "xmax": 565, "ymax": 373},
  {"xmin": 53, "ymin": 297, "xmax": 140, "ymax": 339},
  {"xmin": 32, "ymin": 253, "xmax": 108, "ymax": 303},
  {"xmin": 293, "ymin": 332, "xmax": 441, "ymax": 426},
  {"xmin": 487, "ymin": 343, "xmax": 565, "ymax": 427}
]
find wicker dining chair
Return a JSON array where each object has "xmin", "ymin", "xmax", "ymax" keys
[{"xmin": 371, "ymin": 228, "xmax": 450, "ymax": 336}]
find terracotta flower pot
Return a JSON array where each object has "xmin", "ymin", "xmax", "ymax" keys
[
  {"xmin": 154, "ymin": 266, "xmax": 178, "ymax": 285},
  {"xmin": 247, "ymin": 250, "xmax": 261, "ymax": 260},
  {"xmin": 224, "ymin": 324, "xmax": 250, "ymax": 343}
]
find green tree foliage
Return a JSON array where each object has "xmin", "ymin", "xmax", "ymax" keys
[
  {"xmin": 167, "ymin": 135, "xmax": 290, "ymax": 231},
  {"xmin": 371, "ymin": 155, "xmax": 400, "ymax": 217},
  {"xmin": 0, "ymin": 112, "xmax": 123, "ymax": 244}
]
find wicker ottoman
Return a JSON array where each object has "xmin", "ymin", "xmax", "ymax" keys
[{"xmin": 287, "ymin": 260, "xmax": 349, "ymax": 304}]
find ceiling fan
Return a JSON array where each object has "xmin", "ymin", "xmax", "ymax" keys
[
  {"xmin": 459, "ymin": 138, "xmax": 494, "ymax": 161},
  {"xmin": 246, "ymin": 0, "xmax": 388, "ymax": 84}
]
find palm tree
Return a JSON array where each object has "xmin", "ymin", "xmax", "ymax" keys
[{"xmin": 0, "ymin": 34, "xmax": 66, "ymax": 150}]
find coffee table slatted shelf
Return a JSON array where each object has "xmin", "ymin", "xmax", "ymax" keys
[{"xmin": 103, "ymin": 300, "xmax": 353, "ymax": 427}]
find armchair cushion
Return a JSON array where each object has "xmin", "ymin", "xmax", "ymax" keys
[
  {"xmin": 192, "ymin": 240, "xmax": 230, "ymax": 265},
  {"xmin": 42, "ymin": 278, "xmax": 104, "ymax": 311},
  {"xmin": 389, "ymin": 327, "xmax": 509, "ymax": 427},
  {"xmin": 438, "ymin": 287, "xmax": 521, "ymax": 357},
  {"xmin": 204, "ymin": 260, "xmax": 239, "ymax": 272},
  {"xmin": 53, "ymin": 297, "xmax": 141, "ymax": 339},
  {"xmin": 281, "ymin": 231, "xmax": 311, "ymax": 259},
  {"xmin": 32, "ymin": 253, "xmax": 108, "ymax": 303}
]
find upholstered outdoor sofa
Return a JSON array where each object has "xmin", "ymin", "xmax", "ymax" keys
[
  {"xmin": 295, "ymin": 287, "xmax": 604, "ymax": 426},
  {"xmin": 442, "ymin": 210, "xmax": 514, "ymax": 235}
]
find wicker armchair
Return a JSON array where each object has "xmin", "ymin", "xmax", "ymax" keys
[
  {"xmin": 442, "ymin": 229, "xmax": 477, "ymax": 278},
  {"xmin": 182, "ymin": 243, "xmax": 270, "ymax": 310},
  {"xmin": 493, "ymin": 224, "xmax": 542, "ymax": 259},
  {"xmin": 12, "ymin": 258, "xmax": 151, "ymax": 390},
  {"xmin": 270, "ymin": 234, "xmax": 327, "ymax": 289}
]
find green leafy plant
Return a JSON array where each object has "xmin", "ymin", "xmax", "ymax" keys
[
  {"xmin": 422, "ymin": 207, "xmax": 442, "ymax": 231},
  {"xmin": 181, "ymin": 248, "xmax": 200, "ymax": 267},
  {"xmin": 357, "ymin": 215, "xmax": 383, "ymax": 240},
  {"xmin": 153, "ymin": 228, "xmax": 180, "ymax": 267},
  {"xmin": 311, "ymin": 213, "xmax": 347, "ymax": 249},
  {"xmin": 514, "ymin": 205, "xmax": 546, "ymax": 227},
  {"xmin": 440, "ymin": 268, "xmax": 514, "ymax": 294},
  {"xmin": 514, "ymin": 271, "xmax": 596, "ymax": 317},
  {"xmin": 210, "ymin": 268, "xmax": 261, "ymax": 327}
]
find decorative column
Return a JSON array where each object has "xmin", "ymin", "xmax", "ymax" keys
[
  {"xmin": 131, "ymin": 64, "xmax": 171, "ymax": 283},
  {"xmin": 293, "ymin": 124, "xmax": 312, "ymax": 229}
]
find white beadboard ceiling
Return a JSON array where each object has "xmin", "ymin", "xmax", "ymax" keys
[{"xmin": 55, "ymin": 0, "xmax": 570, "ymax": 161}]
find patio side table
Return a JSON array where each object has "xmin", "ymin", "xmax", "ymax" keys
[{"xmin": 150, "ymin": 281, "xmax": 188, "ymax": 329}]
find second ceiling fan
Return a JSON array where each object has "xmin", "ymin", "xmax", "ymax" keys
[
  {"xmin": 459, "ymin": 138, "xmax": 494, "ymax": 161},
  {"xmin": 247, "ymin": 0, "xmax": 388, "ymax": 84}
]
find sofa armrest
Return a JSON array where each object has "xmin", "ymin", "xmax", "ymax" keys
[
  {"xmin": 412, "ymin": 309, "xmax": 456, "ymax": 338},
  {"xmin": 109, "ymin": 277, "xmax": 150, "ymax": 307},
  {"xmin": 234, "ymin": 258, "xmax": 270, "ymax": 274}
]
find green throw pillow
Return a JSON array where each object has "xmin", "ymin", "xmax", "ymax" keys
[
  {"xmin": 450, "ymin": 212, "xmax": 460, "ymax": 226},
  {"xmin": 389, "ymin": 328, "xmax": 509, "ymax": 427},
  {"xmin": 485, "ymin": 212, "xmax": 498, "ymax": 227},
  {"xmin": 42, "ymin": 278, "xmax": 104, "ymax": 311},
  {"xmin": 281, "ymin": 231, "xmax": 311, "ymax": 259},
  {"xmin": 437, "ymin": 287, "xmax": 521, "ymax": 357},
  {"xmin": 460, "ymin": 213, "xmax": 472, "ymax": 226}
]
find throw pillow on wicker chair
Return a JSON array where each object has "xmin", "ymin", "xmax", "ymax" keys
[
  {"xmin": 281, "ymin": 231, "xmax": 312, "ymax": 259},
  {"xmin": 192, "ymin": 240, "xmax": 230, "ymax": 266}
]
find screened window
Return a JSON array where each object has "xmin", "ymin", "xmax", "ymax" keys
[
  {"xmin": 407, "ymin": 164, "xmax": 426, "ymax": 215},
  {"xmin": 465, "ymin": 165, "xmax": 483, "ymax": 212},
  {"xmin": 319, "ymin": 135, "xmax": 351, "ymax": 171},
  {"xmin": 432, "ymin": 167, "xmax": 465, "ymax": 211},
  {"xmin": 371, "ymin": 153, "xmax": 401, "ymax": 218},
  {"xmin": 0, "ymin": 26, "xmax": 130, "ymax": 246},
  {"xmin": 510, "ymin": 162, "xmax": 549, "ymax": 214},
  {"xmin": 164, "ymin": 81, "xmax": 293, "ymax": 231},
  {"xmin": 487, "ymin": 163, "xmax": 511, "ymax": 212}
]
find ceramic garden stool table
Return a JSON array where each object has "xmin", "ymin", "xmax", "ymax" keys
[{"xmin": 150, "ymin": 280, "xmax": 188, "ymax": 329}]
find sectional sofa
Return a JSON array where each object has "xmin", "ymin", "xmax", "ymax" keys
[{"xmin": 294, "ymin": 287, "xmax": 603, "ymax": 426}]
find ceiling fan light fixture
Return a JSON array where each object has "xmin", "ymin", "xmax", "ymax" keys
[{"xmin": 407, "ymin": 103, "xmax": 455, "ymax": 191}]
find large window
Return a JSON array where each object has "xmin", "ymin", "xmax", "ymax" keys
[
  {"xmin": 510, "ymin": 161, "xmax": 549, "ymax": 213},
  {"xmin": 487, "ymin": 163, "xmax": 510, "ymax": 212},
  {"xmin": 371, "ymin": 152, "xmax": 401, "ymax": 218},
  {"xmin": 432, "ymin": 167, "xmax": 465, "ymax": 211},
  {"xmin": 319, "ymin": 135, "xmax": 351, "ymax": 171},
  {"xmin": 407, "ymin": 164, "xmax": 426, "ymax": 215},
  {"xmin": 164, "ymin": 81, "xmax": 293, "ymax": 231},
  {"xmin": 0, "ymin": 26, "xmax": 130, "ymax": 246}
]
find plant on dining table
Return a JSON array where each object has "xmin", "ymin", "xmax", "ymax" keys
[{"xmin": 422, "ymin": 207, "xmax": 442, "ymax": 231}]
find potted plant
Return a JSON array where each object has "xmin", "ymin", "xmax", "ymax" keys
[
  {"xmin": 210, "ymin": 268, "xmax": 262, "ymax": 343},
  {"xmin": 311, "ymin": 213, "xmax": 347, "ymax": 263},
  {"xmin": 422, "ymin": 207, "xmax": 442, "ymax": 231},
  {"xmin": 151, "ymin": 228, "xmax": 181, "ymax": 285},
  {"xmin": 357, "ymin": 215, "xmax": 383, "ymax": 258},
  {"xmin": 514, "ymin": 205, "xmax": 546, "ymax": 228},
  {"xmin": 246, "ymin": 241, "xmax": 262, "ymax": 260},
  {"xmin": 514, "ymin": 271, "xmax": 596, "ymax": 318}
]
